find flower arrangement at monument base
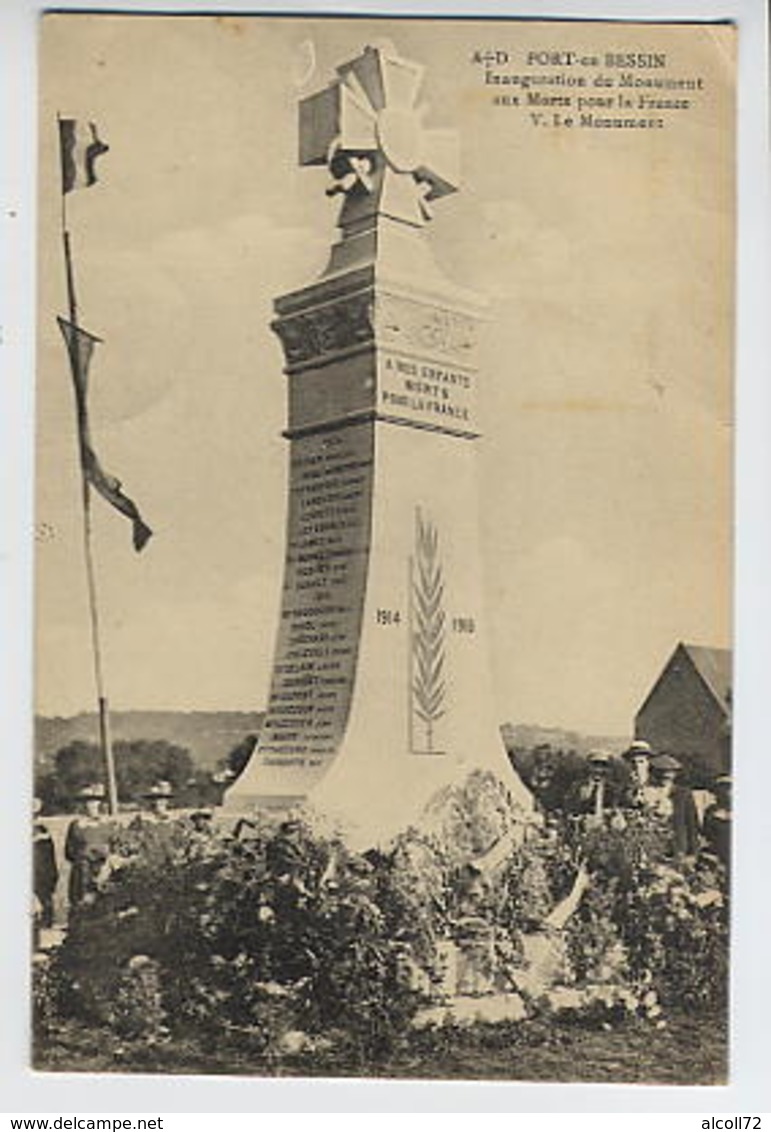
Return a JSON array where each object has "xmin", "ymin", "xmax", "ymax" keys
[{"xmin": 33, "ymin": 771, "xmax": 728, "ymax": 1076}]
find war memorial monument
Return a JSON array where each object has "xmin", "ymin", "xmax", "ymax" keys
[
  {"xmin": 226, "ymin": 42, "xmax": 532, "ymax": 841},
  {"xmin": 30, "ymin": 20, "xmax": 734, "ymax": 1084}
]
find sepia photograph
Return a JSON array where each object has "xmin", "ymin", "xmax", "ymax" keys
[{"xmin": 30, "ymin": 12, "xmax": 736, "ymax": 1086}]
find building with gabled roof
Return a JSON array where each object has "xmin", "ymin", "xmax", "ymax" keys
[{"xmin": 634, "ymin": 642, "xmax": 732, "ymax": 782}]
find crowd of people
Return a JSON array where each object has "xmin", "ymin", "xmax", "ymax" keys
[
  {"xmin": 32, "ymin": 743, "xmax": 732, "ymax": 945},
  {"xmin": 562, "ymin": 740, "xmax": 731, "ymax": 866},
  {"xmin": 32, "ymin": 779, "xmax": 215, "ymax": 944}
]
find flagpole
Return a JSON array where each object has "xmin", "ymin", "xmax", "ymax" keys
[{"xmin": 59, "ymin": 140, "xmax": 119, "ymax": 817}]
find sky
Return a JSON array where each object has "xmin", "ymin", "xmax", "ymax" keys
[{"xmin": 35, "ymin": 14, "xmax": 734, "ymax": 734}]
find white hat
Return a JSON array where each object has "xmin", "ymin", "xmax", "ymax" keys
[
  {"xmin": 624, "ymin": 740, "xmax": 653, "ymax": 759},
  {"xmin": 76, "ymin": 782, "xmax": 106, "ymax": 800},
  {"xmin": 144, "ymin": 780, "xmax": 173, "ymax": 799},
  {"xmin": 587, "ymin": 750, "xmax": 610, "ymax": 765}
]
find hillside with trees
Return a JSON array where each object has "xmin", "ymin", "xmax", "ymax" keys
[{"xmin": 35, "ymin": 711, "xmax": 265, "ymax": 775}]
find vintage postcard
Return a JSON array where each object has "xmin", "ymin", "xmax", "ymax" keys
[{"xmin": 33, "ymin": 14, "xmax": 734, "ymax": 1083}]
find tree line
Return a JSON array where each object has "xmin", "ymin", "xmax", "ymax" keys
[{"xmin": 34, "ymin": 735, "xmax": 257, "ymax": 812}]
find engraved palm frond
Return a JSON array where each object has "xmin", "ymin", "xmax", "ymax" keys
[{"xmin": 411, "ymin": 510, "xmax": 446, "ymax": 735}]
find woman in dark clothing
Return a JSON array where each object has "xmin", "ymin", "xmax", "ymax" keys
[
  {"xmin": 703, "ymin": 775, "xmax": 731, "ymax": 868},
  {"xmin": 64, "ymin": 783, "xmax": 112, "ymax": 907},
  {"xmin": 33, "ymin": 798, "xmax": 58, "ymax": 929}
]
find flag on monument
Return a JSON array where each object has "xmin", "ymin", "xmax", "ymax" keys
[
  {"xmin": 58, "ymin": 119, "xmax": 109, "ymax": 194},
  {"xmin": 57, "ymin": 317, "xmax": 153, "ymax": 551}
]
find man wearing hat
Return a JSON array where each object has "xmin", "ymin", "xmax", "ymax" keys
[
  {"xmin": 178, "ymin": 808, "xmax": 216, "ymax": 861},
  {"xmin": 648, "ymin": 753, "xmax": 700, "ymax": 859},
  {"xmin": 129, "ymin": 780, "xmax": 176, "ymax": 836},
  {"xmin": 64, "ymin": 783, "xmax": 113, "ymax": 908},
  {"xmin": 188, "ymin": 807, "xmax": 213, "ymax": 834},
  {"xmin": 702, "ymin": 775, "xmax": 731, "ymax": 868},
  {"xmin": 621, "ymin": 740, "xmax": 655, "ymax": 809},
  {"xmin": 143, "ymin": 780, "xmax": 174, "ymax": 819},
  {"xmin": 127, "ymin": 781, "xmax": 178, "ymax": 856},
  {"xmin": 565, "ymin": 751, "xmax": 618, "ymax": 818}
]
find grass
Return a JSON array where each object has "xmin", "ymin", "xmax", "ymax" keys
[{"xmin": 34, "ymin": 1011, "xmax": 727, "ymax": 1085}]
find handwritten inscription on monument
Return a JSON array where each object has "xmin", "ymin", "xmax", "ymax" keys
[{"xmin": 257, "ymin": 425, "xmax": 374, "ymax": 769}]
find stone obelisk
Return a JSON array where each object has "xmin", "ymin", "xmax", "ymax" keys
[{"xmin": 225, "ymin": 42, "xmax": 531, "ymax": 841}]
